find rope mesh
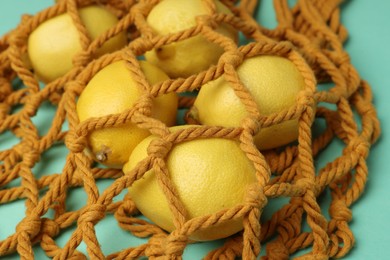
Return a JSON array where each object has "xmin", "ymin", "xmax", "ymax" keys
[{"xmin": 0, "ymin": 0, "xmax": 381, "ymax": 259}]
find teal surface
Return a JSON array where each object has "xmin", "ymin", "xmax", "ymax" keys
[{"xmin": 0, "ymin": 1, "xmax": 389, "ymax": 259}]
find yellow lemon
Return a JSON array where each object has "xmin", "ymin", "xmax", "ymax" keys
[
  {"xmin": 189, "ymin": 55, "xmax": 306, "ymax": 150},
  {"xmin": 76, "ymin": 61, "xmax": 178, "ymax": 168},
  {"xmin": 123, "ymin": 125, "xmax": 257, "ymax": 241},
  {"xmin": 28, "ymin": 5, "xmax": 127, "ymax": 83},
  {"xmin": 144, "ymin": 0, "xmax": 237, "ymax": 78}
]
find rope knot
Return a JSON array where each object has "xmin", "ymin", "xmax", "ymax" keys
[
  {"xmin": 147, "ymin": 138, "xmax": 173, "ymax": 159},
  {"xmin": 329, "ymin": 200, "xmax": 352, "ymax": 222},
  {"xmin": 133, "ymin": 94, "xmax": 153, "ymax": 117},
  {"xmin": 334, "ymin": 52, "xmax": 350, "ymax": 66},
  {"xmin": 78, "ymin": 204, "xmax": 106, "ymax": 225},
  {"xmin": 24, "ymin": 150, "xmax": 41, "ymax": 168},
  {"xmin": 219, "ymin": 51, "xmax": 244, "ymax": 69},
  {"xmin": 116, "ymin": 195, "xmax": 139, "ymax": 217},
  {"xmin": 65, "ymin": 130, "xmax": 88, "ymax": 153},
  {"xmin": 245, "ymin": 183, "xmax": 267, "ymax": 209},
  {"xmin": 296, "ymin": 89, "xmax": 316, "ymax": 110},
  {"xmin": 241, "ymin": 116, "xmax": 261, "ymax": 136},
  {"xmin": 65, "ymin": 80, "xmax": 84, "ymax": 96},
  {"xmin": 164, "ymin": 232, "xmax": 188, "ymax": 257},
  {"xmin": 295, "ymin": 178, "xmax": 319, "ymax": 195},
  {"xmin": 24, "ymin": 94, "xmax": 42, "ymax": 116},
  {"xmin": 41, "ymin": 218, "xmax": 60, "ymax": 238},
  {"xmin": 347, "ymin": 137, "xmax": 370, "ymax": 158},
  {"xmin": 72, "ymin": 49, "xmax": 92, "ymax": 68},
  {"xmin": 266, "ymin": 240, "xmax": 289, "ymax": 260},
  {"xmin": 145, "ymin": 234, "xmax": 166, "ymax": 257},
  {"xmin": 16, "ymin": 215, "xmax": 41, "ymax": 238}
]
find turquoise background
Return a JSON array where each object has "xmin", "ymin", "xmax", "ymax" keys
[{"xmin": 0, "ymin": 0, "xmax": 389, "ymax": 259}]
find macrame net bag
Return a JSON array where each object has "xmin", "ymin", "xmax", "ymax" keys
[{"xmin": 0, "ymin": 0, "xmax": 381, "ymax": 259}]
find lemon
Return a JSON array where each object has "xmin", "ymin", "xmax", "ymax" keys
[
  {"xmin": 123, "ymin": 125, "xmax": 257, "ymax": 241},
  {"xmin": 144, "ymin": 0, "xmax": 237, "ymax": 78},
  {"xmin": 76, "ymin": 61, "xmax": 178, "ymax": 168},
  {"xmin": 189, "ymin": 55, "xmax": 306, "ymax": 150},
  {"xmin": 28, "ymin": 5, "xmax": 127, "ymax": 83}
]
